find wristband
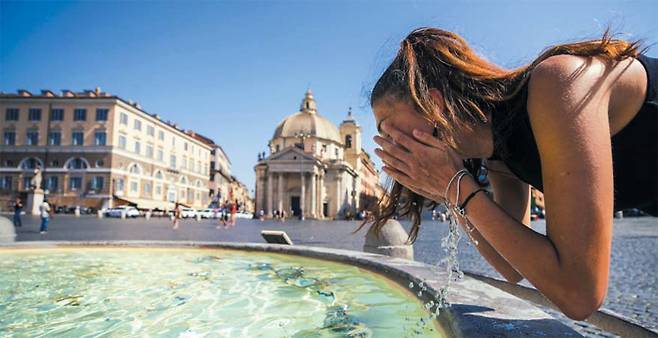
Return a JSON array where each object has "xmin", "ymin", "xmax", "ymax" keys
[{"xmin": 455, "ymin": 188, "xmax": 487, "ymax": 217}]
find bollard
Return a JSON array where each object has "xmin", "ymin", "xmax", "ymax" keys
[
  {"xmin": 97, "ymin": 210, "xmax": 103, "ymax": 219},
  {"xmin": 74, "ymin": 206, "xmax": 81, "ymax": 217},
  {"xmin": 196, "ymin": 213, "xmax": 201, "ymax": 222},
  {"xmin": 121, "ymin": 209, "xmax": 127, "ymax": 219},
  {"xmin": 145, "ymin": 211, "xmax": 151, "ymax": 220}
]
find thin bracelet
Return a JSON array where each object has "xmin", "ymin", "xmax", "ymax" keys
[
  {"xmin": 455, "ymin": 188, "xmax": 488, "ymax": 217},
  {"xmin": 452, "ymin": 171, "xmax": 470, "ymax": 207},
  {"xmin": 443, "ymin": 169, "xmax": 468, "ymax": 203}
]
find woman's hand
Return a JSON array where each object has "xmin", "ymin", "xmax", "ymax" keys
[{"xmin": 374, "ymin": 121, "xmax": 465, "ymax": 203}]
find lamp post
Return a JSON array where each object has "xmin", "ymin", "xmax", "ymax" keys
[{"xmin": 294, "ymin": 131, "xmax": 308, "ymax": 220}]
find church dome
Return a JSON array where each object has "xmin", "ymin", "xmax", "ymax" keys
[{"xmin": 272, "ymin": 89, "xmax": 342, "ymax": 143}]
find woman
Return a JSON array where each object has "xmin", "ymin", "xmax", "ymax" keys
[{"xmin": 361, "ymin": 27, "xmax": 656, "ymax": 320}]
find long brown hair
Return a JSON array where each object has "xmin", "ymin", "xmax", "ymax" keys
[{"xmin": 355, "ymin": 26, "xmax": 648, "ymax": 244}]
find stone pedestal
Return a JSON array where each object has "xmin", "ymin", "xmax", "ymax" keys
[
  {"xmin": 0, "ymin": 216, "xmax": 16, "ymax": 242},
  {"xmin": 26, "ymin": 190, "xmax": 44, "ymax": 216},
  {"xmin": 363, "ymin": 219, "xmax": 414, "ymax": 260}
]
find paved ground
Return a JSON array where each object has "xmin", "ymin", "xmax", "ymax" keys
[{"xmin": 4, "ymin": 214, "xmax": 657, "ymax": 336}]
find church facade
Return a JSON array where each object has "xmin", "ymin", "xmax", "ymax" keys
[{"xmin": 254, "ymin": 89, "xmax": 383, "ymax": 219}]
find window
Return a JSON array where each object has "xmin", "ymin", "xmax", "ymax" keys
[
  {"xmin": 184, "ymin": 142, "xmax": 188, "ymax": 151},
  {"xmin": 48, "ymin": 131, "xmax": 61, "ymax": 145},
  {"xmin": 23, "ymin": 177, "xmax": 32, "ymax": 190},
  {"xmin": 50, "ymin": 109, "xmax": 64, "ymax": 121},
  {"xmin": 155, "ymin": 184, "xmax": 162, "ymax": 195},
  {"xmin": 146, "ymin": 144, "xmax": 154, "ymax": 158},
  {"xmin": 3, "ymin": 131, "xmax": 16, "ymax": 145},
  {"xmin": 129, "ymin": 164, "xmax": 141, "ymax": 174},
  {"xmin": 154, "ymin": 171, "xmax": 163, "ymax": 179},
  {"xmin": 275, "ymin": 144, "xmax": 280, "ymax": 152},
  {"xmin": 158, "ymin": 130, "xmax": 164, "ymax": 140},
  {"xmin": 335, "ymin": 148, "xmax": 339, "ymax": 157},
  {"xmin": 0, "ymin": 176, "xmax": 12, "ymax": 190},
  {"xmin": 69, "ymin": 177, "xmax": 82, "ymax": 191},
  {"xmin": 157, "ymin": 148, "xmax": 164, "ymax": 162},
  {"xmin": 50, "ymin": 160, "xmax": 59, "ymax": 167},
  {"xmin": 95, "ymin": 109, "xmax": 109, "ymax": 121},
  {"xmin": 133, "ymin": 119, "xmax": 142, "ymax": 131},
  {"xmin": 72, "ymin": 131, "xmax": 84, "ymax": 145},
  {"xmin": 182, "ymin": 155, "xmax": 187, "ymax": 170},
  {"xmin": 46, "ymin": 176, "xmax": 58, "ymax": 191},
  {"xmin": 147, "ymin": 125, "xmax": 155, "ymax": 136},
  {"xmin": 21, "ymin": 158, "xmax": 40, "ymax": 170},
  {"xmin": 28, "ymin": 108, "xmax": 41, "ymax": 121},
  {"xmin": 144, "ymin": 182, "xmax": 152, "ymax": 194},
  {"xmin": 73, "ymin": 108, "xmax": 87, "ymax": 121},
  {"xmin": 5, "ymin": 108, "xmax": 19, "ymax": 121},
  {"xmin": 119, "ymin": 112, "xmax": 128, "ymax": 125},
  {"xmin": 67, "ymin": 158, "xmax": 88, "ymax": 170},
  {"xmin": 95, "ymin": 160, "xmax": 104, "ymax": 167},
  {"xmin": 115, "ymin": 178, "xmax": 125, "ymax": 192},
  {"xmin": 130, "ymin": 181, "xmax": 138, "ymax": 192},
  {"xmin": 134, "ymin": 140, "xmax": 141, "ymax": 154},
  {"xmin": 170, "ymin": 155, "xmax": 177, "ymax": 169},
  {"xmin": 345, "ymin": 135, "xmax": 352, "ymax": 148},
  {"xmin": 118, "ymin": 135, "xmax": 127, "ymax": 149},
  {"xmin": 94, "ymin": 131, "xmax": 107, "ymax": 145},
  {"xmin": 26, "ymin": 130, "xmax": 39, "ymax": 145},
  {"xmin": 91, "ymin": 176, "xmax": 104, "ymax": 190}
]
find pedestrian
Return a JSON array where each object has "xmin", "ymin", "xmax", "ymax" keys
[
  {"xmin": 39, "ymin": 199, "xmax": 51, "ymax": 234},
  {"xmin": 229, "ymin": 199, "xmax": 238, "ymax": 226},
  {"xmin": 259, "ymin": 209, "xmax": 264, "ymax": 221},
  {"xmin": 172, "ymin": 202, "xmax": 182, "ymax": 230},
  {"xmin": 13, "ymin": 197, "xmax": 23, "ymax": 227}
]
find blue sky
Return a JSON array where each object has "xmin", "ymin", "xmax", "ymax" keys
[{"xmin": 1, "ymin": 0, "xmax": 656, "ymax": 194}]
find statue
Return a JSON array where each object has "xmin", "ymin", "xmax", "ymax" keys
[{"xmin": 30, "ymin": 167, "xmax": 42, "ymax": 191}]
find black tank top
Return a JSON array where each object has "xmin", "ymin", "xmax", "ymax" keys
[{"xmin": 487, "ymin": 54, "xmax": 658, "ymax": 216}]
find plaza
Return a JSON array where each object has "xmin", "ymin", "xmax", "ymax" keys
[{"xmin": 5, "ymin": 214, "xmax": 657, "ymax": 337}]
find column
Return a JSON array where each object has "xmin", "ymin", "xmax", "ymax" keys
[
  {"xmin": 266, "ymin": 172, "xmax": 273, "ymax": 217},
  {"xmin": 277, "ymin": 172, "xmax": 284, "ymax": 213},
  {"xmin": 310, "ymin": 173, "xmax": 316, "ymax": 218},
  {"xmin": 318, "ymin": 173, "xmax": 325, "ymax": 218},
  {"xmin": 300, "ymin": 172, "xmax": 306, "ymax": 220},
  {"xmin": 336, "ymin": 175, "xmax": 342, "ymax": 215}
]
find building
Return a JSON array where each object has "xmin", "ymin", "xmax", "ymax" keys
[
  {"xmin": 254, "ymin": 89, "xmax": 382, "ymax": 219},
  {"xmin": 189, "ymin": 132, "xmax": 233, "ymax": 207},
  {"xmin": 0, "ymin": 88, "xmax": 212, "ymax": 211}
]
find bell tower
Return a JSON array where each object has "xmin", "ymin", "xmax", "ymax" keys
[{"xmin": 339, "ymin": 107, "xmax": 361, "ymax": 170}]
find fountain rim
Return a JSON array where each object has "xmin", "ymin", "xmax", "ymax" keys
[{"xmin": 0, "ymin": 240, "xmax": 580, "ymax": 337}]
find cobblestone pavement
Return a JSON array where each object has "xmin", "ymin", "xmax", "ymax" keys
[{"xmin": 5, "ymin": 214, "xmax": 657, "ymax": 336}]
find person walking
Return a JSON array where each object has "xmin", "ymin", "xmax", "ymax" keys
[
  {"xmin": 13, "ymin": 197, "xmax": 23, "ymax": 227},
  {"xmin": 229, "ymin": 199, "xmax": 238, "ymax": 226},
  {"xmin": 172, "ymin": 202, "xmax": 182, "ymax": 230},
  {"xmin": 39, "ymin": 199, "xmax": 51, "ymax": 234}
]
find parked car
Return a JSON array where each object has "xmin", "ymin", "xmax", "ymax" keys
[
  {"xmin": 105, "ymin": 206, "xmax": 140, "ymax": 218},
  {"xmin": 180, "ymin": 207, "xmax": 197, "ymax": 218},
  {"xmin": 197, "ymin": 209, "xmax": 218, "ymax": 219}
]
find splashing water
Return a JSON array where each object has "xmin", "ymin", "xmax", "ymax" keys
[{"xmin": 408, "ymin": 205, "xmax": 466, "ymax": 322}]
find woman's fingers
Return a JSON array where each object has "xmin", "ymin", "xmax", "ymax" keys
[
  {"xmin": 375, "ymin": 148, "xmax": 412, "ymax": 175},
  {"xmin": 380, "ymin": 121, "xmax": 421, "ymax": 153},
  {"xmin": 412, "ymin": 129, "xmax": 445, "ymax": 148},
  {"xmin": 374, "ymin": 135, "xmax": 413, "ymax": 164}
]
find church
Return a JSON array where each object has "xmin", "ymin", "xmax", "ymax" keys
[{"xmin": 254, "ymin": 89, "xmax": 383, "ymax": 220}]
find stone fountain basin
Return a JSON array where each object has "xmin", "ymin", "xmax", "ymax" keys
[{"xmin": 0, "ymin": 241, "xmax": 581, "ymax": 337}]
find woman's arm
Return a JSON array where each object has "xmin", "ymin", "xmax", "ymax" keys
[
  {"xmin": 461, "ymin": 160, "xmax": 531, "ymax": 283},
  {"xmin": 449, "ymin": 55, "xmax": 615, "ymax": 320}
]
